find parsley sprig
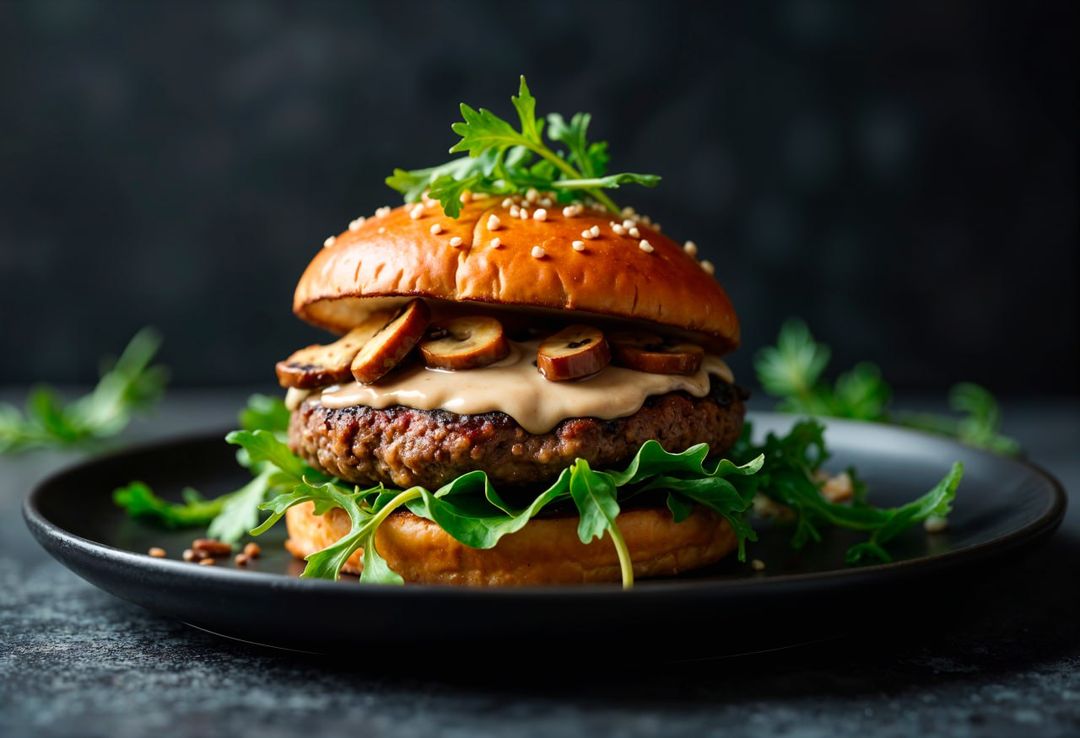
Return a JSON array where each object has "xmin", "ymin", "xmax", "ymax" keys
[
  {"xmin": 386, "ymin": 76, "xmax": 660, "ymax": 218},
  {"xmin": 0, "ymin": 328, "xmax": 168, "ymax": 454},
  {"xmin": 756, "ymin": 320, "xmax": 1019, "ymax": 455}
]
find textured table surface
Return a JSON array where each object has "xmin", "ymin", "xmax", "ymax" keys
[{"xmin": 1, "ymin": 390, "xmax": 1077, "ymax": 738}]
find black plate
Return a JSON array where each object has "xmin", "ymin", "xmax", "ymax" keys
[{"xmin": 24, "ymin": 413, "xmax": 1066, "ymax": 657}]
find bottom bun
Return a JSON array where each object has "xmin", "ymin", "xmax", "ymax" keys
[{"xmin": 284, "ymin": 502, "xmax": 737, "ymax": 586}]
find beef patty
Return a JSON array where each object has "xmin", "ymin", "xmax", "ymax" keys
[{"xmin": 289, "ymin": 380, "xmax": 747, "ymax": 490}]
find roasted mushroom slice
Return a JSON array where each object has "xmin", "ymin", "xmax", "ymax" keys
[
  {"xmin": 350, "ymin": 299, "xmax": 431, "ymax": 384},
  {"xmin": 420, "ymin": 316, "xmax": 510, "ymax": 371},
  {"xmin": 275, "ymin": 311, "xmax": 394, "ymax": 389},
  {"xmin": 609, "ymin": 332, "xmax": 704, "ymax": 375},
  {"xmin": 536, "ymin": 325, "xmax": 611, "ymax": 381}
]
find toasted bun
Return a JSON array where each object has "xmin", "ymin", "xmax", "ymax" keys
[
  {"xmin": 284, "ymin": 502, "xmax": 737, "ymax": 586},
  {"xmin": 294, "ymin": 199, "xmax": 740, "ymax": 352}
]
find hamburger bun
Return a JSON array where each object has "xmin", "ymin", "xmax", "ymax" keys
[
  {"xmin": 284, "ymin": 502, "xmax": 738, "ymax": 586},
  {"xmin": 294, "ymin": 199, "xmax": 740, "ymax": 352}
]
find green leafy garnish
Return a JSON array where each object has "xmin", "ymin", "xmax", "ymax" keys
[
  {"xmin": 114, "ymin": 395, "xmax": 965, "ymax": 581},
  {"xmin": 386, "ymin": 76, "xmax": 660, "ymax": 218},
  {"xmin": 730, "ymin": 419, "xmax": 963, "ymax": 563},
  {"xmin": 755, "ymin": 319, "xmax": 1018, "ymax": 454},
  {"xmin": 243, "ymin": 434, "xmax": 763, "ymax": 589},
  {"xmin": 0, "ymin": 328, "xmax": 168, "ymax": 454},
  {"xmin": 112, "ymin": 395, "xmax": 291, "ymax": 544}
]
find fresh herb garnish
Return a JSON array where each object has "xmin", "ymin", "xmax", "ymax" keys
[
  {"xmin": 756, "ymin": 319, "xmax": 1019, "ymax": 455},
  {"xmin": 113, "ymin": 394, "xmax": 289, "ymax": 542},
  {"xmin": 729, "ymin": 419, "xmax": 963, "ymax": 563},
  {"xmin": 0, "ymin": 328, "xmax": 168, "ymax": 454},
  {"xmin": 245, "ymin": 431, "xmax": 764, "ymax": 588},
  {"xmin": 386, "ymin": 76, "xmax": 660, "ymax": 218},
  {"xmin": 114, "ymin": 394, "xmax": 965, "ymax": 581}
]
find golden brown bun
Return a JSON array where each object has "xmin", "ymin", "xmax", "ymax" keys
[
  {"xmin": 294, "ymin": 199, "xmax": 740, "ymax": 353},
  {"xmin": 284, "ymin": 502, "xmax": 736, "ymax": 586}
]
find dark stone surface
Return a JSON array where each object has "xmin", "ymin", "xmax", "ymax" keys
[{"xmin": 1, "ymin": 391, "xmax": 1077, "ymax": 738}]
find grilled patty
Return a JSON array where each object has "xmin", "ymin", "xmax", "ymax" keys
[{"xmin": 289, "ymin": 380, "xmax": 746, "ymax": 490}]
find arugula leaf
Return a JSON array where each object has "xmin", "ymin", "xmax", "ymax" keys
[
  {"xmin": 568, "ymin": 459, "xmax": 633, "ymax": 588},
  {"xmin": 239, "ymin": 394, "xmax": 290, "ymax": 434},
  {"xmin": 388, "ymin": 75, "xmax": 660, "ymax": 217},
  {"xmin": 0, "ymin": 328, "xmax": 167, "ymax": 454},
  {"xmin": 113, "ymin": 481, "xmax": 227, "ymax": 529},
  {"xmin": 755, "ymin": 320, "xmax": 1018, "ymax": 454},
  {"xmin": 114, "ymin": 396, "xmax": 297, "ymax": 543},
  {"xmin": 730, "ymin": 420, "xmax": 964, "ymax": 563}
]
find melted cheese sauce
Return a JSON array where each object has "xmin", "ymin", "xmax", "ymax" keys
[{"xmin": 316, "ymin": 341, "xmax": 733, "ymax": 434}]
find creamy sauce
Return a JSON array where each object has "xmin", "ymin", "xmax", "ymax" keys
[{"xmin": 317, "ymin": 340, "xmax": 733, "ymax": 434}]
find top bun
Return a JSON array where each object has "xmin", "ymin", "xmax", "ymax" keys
[{"xmin": 293, "ymin": 197, "xmax": 740, "ymax": 352}]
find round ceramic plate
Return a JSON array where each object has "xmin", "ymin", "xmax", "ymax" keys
[{"xmin": 24, "ymin": 413, "xmax": 1066, "ymax": 657}]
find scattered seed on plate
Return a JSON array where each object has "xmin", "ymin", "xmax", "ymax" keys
[
  {"xmin": 751, "ymin": 559, "xmax": 766, "ymax": 572},
  {"xmin": 148, "ymin": 547, "xmax": 166, "ymax": 558},
  {"xmin": 235, "ymin": 553, "xmax": 250, "ymax": 567},
  {"xmin": 243, "ymin": 542, "xmax": 262, "ymax": 558}
]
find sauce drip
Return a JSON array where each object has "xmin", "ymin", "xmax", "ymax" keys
[{"xmin": 316, "ymin": 341, "xmax": 733, "ymax": 435}]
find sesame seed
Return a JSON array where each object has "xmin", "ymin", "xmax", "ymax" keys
[
  {"xmin": 243, "ymin": 542, "xmax": 261, "ymax": 557},
  {"xmin": 349, "ymin": 217, "xmax": 366, "ymax": 231},
  {"xmin": 182, "ymin": 549, "xmax": 197, "ymax": 562},
  {"xmin": 323, "ymin": 235, "xmax": 336, "ymax": 248},
  {"xmin": 409, "ymin": 204, "xmax": 424, "ymax": 220},
  {"xmin": 622, "ymin": 219, "xmax": 635, "ymax": 229},
  {"xmin": 235, "ymin": 553, "xmax": 250, "ymax": 567},
  {"xmin": 487, "ymin": 214, "xmax": 501, "ymax": 230},
  {"xmin": 459, "ymin": 191, "xmax": 472, "ymax": 203},
  {"xmin": 700, "ymin": 259, "xmax": 715, "ymax": 275},
  {"xmin": 580, "ymin": 225, "xmax": 600, "ymax": 239},
  {"xmin": 572, "ymin": 240, "xmax": 586, "ymax": 251},
  {"xmin": 653, "ymin": 223, "xmax": 662, "ymax": 232},
  {"xmin": 449, "ymin": 236, "xmax": 463, "ymax": 248},
  {"xmin": 540, "ymin": 197, "xmax": 553, "ymax": 208},
  {"xmin": 502, "ymin": 198, "xmax": 514, "ymax": 208},
  {"xmin": 751, "ymin": 559, "xmax": 766, "ymax": 572},
  {"xmin": 563, "ymin": 206, "xmax": 578, "ymax": 217},
  {"xmin": 531, "ymin": 245, "xmax": 545, "ymax": 258},
  {"xmin": 621, "ymin": 207, "xmax": 636, "ymax": 217},
  {"xmin": 683, "ymin": 240, "xmax": 698, "ymax": 256},
  {"xmin": 640, "ymin": 215, "xmax": 652, "ymax": 225},
  {"xmin": 533, "ymin": 208, "xmax": 547, "ymax": 221},
  {"xmin": 430, "ymin": 223, "xmax": 443, "ymax": 235},
  {"xmin": 375, "ymin": 206, "xmax": 391, "ymax": 218},
  {"xmin": 509, "ymin": 206, "xmax": 520, "ymax": 218},
  {"xmin": 628, "ymin": 226, "xmax": 640, "ymax": 239},
  {"xmin": 612, "ymin": 224, "xmax": 626, "ymax": 236},
  {"xmin": 517, "ymin": 208, "xmax": 528, "ymax": 220},
  {"xmin": 525, "ymin": 188, "xmax": 539, "ymax": 203},
  {"xmin": 489, "ymin": 237, "xmax": 502, "ymax": 249},
  {"xmin": 148, "ymin": 547, "xmax": 166, "ymax": 558},
  {"xmin": 924, "ymin": 516, "xmax": 949, "ymax": 533},
  {"xmin": 377, "ymin": 226, "xmax": 386, "ymax": 234},
  {"xmin": 639, "ymin": 240, "xmax": 654, "ymax": 253}
]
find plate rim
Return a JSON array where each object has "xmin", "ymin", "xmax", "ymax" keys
[{"xmin": 22, "ymin": 414, "xmax": 1068, "ymax": 601}]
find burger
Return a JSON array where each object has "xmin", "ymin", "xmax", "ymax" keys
[
  {"xmin": 113, "ymin": 78, "xmax": 963, "ymax": 585},
  {"xmin": 272, "ymin": 189, "xmax": 747, "ymax": 586}
]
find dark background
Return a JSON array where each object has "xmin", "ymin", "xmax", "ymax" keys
[{"xmin": 1, "ymin": 0, "xmax": 1076, "ymax": 394}]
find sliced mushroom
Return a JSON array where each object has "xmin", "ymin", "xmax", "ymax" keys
[
  {"xmin": 420, "ymin": 316, "xmax": 510, "ymax": 371},
  {"xmin": 350, "ymin": 300, "xmax": 431, "ymax": 384},
  {"xmin": 275, "ymin": 311, "xmax": 394, "ymax": 389},
  {"xmin": 609, "ymin": 332, "xmax": 704, "ymax": 375},
  {"xmin": 536, "ymin": 325, "xmax": 611, "ymax": 381}
]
